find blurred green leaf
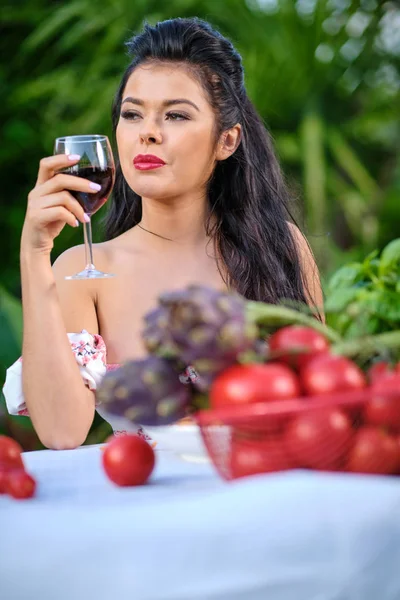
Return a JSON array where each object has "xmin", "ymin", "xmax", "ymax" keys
[
  {"xmin": 300, "ymin": 106, "xmax": 327, "ymax": 236},
  {"xmin": 327, "ymin": 263, "xmax": 364, "ymax": 292},
  {"xmin": 0, "ymin": 286, "xmax": 22, "ymax": 381},
  {"xmin": 360, "ymin": 249, "xmax": 380, "ymax": 280},
  {"xmin": 324, "ymin": 288, "xmax": 361, "ymax": 313},
  {"xmin": 22, "ymin": 2, "xmax": 85, "ymax": 51},
  {"xmin": 327, "ymin": 128, "xmax": 379, "ymax": 200},
  {"xmin": 362, "ymin": 289, "xmax": 400, "ymax": 324},
  {"xmin": 379, "ymin": 238, "xmax": 400, "ymax": 277}
]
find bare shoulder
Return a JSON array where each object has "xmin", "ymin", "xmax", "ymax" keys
[
  {"xmin": 287, "ymin": 222, "xmax": 311, "ymax": 252},
  {"xmin": 52, "ymin": 242, "xmax": 110, "ymax": 277},
  {"xmin": 52, "ymin": 244, "xmax": 85, "ymax": 278},
  {"xmin": 287, "ymin": 222, "xmax": 319, "ymax": 267},
  {"xmin": 52, "ymin": 230, "xmax": 134, "ymax": 280},
  {"xmin": 286, "ymin": 222, "xmax": 325, "ymax": 317},
  {"xmin": 50, "ymin": 232, "xmax": 134, "ymax": 334},
  {"xmin": 51, "ymin": 243, "xmax": 112, "ymax": 334}
]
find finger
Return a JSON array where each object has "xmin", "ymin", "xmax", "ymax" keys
[
  {"xmin": 35, "ymin": 206, "xmax": 80, "ymax": 230},
  {"xmin": 37, "ymin": 173, "xmax": 101, "ymax": 197},
  {"xmin": 30, "ymin": 191, "xmax": 87, "ymax": 224},
  {"xmin": 36, "ymin": 154, "xmax": 81, "ymax": 186}
]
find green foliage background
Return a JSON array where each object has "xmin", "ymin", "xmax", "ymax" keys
[{"xmin": 1, "ymin": 0, "xmax": 399, "ymax": 448}]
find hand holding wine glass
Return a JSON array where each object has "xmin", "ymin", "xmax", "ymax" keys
[
  {"xmin": 21, "ymin": 135, "xmax": 115, "ymax": 279},
  {"xmin": 54, "ymin": 135, "xmax": 115, "ymax": 279},
  {"xmin": 21, "ymin": 153, "xmax": 91, "ymax": 254}
]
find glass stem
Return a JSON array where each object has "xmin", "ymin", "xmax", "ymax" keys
[{"xmin": 83, "ymin": 216, "xmax": 95, "ymax": 271}]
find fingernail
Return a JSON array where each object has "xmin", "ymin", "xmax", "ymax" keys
[
  {"xmin": 75, "ymin": 219, "xmax": 80, "ymax": 227},
  {"xmin": 84, "ymin": 213, "xmax": 90, "ymax": 223},
  {"xmin": 68, "ymin": 154, "xmax": 81, "ymax": 161},
  {"xmin": 89, "ymin": 182, "xmax": 101, "ymax": 191}
]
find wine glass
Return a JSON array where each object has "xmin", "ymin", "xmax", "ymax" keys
[{"xmin": 54, "ymin": 135, "xmax": 115, "ymax": 280}]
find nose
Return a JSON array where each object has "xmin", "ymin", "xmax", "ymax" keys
[{"xmin": 139, "ymin": 129, "xmax": 162, "ymax": 145}]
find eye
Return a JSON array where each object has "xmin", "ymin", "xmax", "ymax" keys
[
  {"xmin": 120, "ymin": 110, "xmax": 141, "ymax": 121},
  {"xmin": 165, "ymin": 112, "xmax": 189, "ymax": 121}
]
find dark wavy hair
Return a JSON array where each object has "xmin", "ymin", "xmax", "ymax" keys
[{"xmin": 105, "ymin": 17, "xmax": 319, "ymax": 312}]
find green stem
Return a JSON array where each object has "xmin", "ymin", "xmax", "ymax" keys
[
  {"xmin": 331, "ymin": 330, "xmax": 400, "ymax": 358},
  {"xmin": 246, "ymin": 301, "xmax": 341, "ymax": 343}
]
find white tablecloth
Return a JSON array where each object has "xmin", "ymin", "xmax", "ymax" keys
[{"xmin": 1, "ymin": 444, "xmax": 400, "ymax": 600}]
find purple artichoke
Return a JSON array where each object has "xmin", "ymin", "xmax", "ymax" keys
[
  {"xmin": 95, "ymin": 356, "xmax": 192, "ymax": 426},
  {"xmin": 142, "ymin": 285, "xmax": 258, "ymax": 389}
]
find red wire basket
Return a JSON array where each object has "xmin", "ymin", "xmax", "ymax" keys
[{"xmin": 195, "ymin": 388, "xmax": 400, "ymax": 481}]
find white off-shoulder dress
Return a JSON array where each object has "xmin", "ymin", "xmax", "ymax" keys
[{"xmin": 2, "ymin": 330, "xmax": 197, "ymax": 443}]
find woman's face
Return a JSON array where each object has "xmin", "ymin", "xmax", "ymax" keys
[{"xmin": 116, "ymin": 62, "xmax": 218, "ymax": 202}]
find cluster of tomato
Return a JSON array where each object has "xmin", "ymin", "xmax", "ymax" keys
[
  {"xmin": 0, "ymin": 435, "xmax": 36, "ymax": 499},
  {"xmin": 208, "ymin": 326, "xmax": 400, "ymax": 479}
]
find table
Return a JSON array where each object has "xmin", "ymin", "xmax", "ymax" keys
[{"xmin": 1, "ymin": 444, "xmax": 400, "ymax": 600}]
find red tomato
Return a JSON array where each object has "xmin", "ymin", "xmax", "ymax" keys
[
  {"xmin": 0, "ymin": 435, "xmax": 24, "ymax": 470},
  {"xmin": 0, "ymin": 465, "xmax": 10, "ymax": 494},
  {"xmin": 364, "ymin": 375, "xmax": 400, "ymax": 431},
  {"xmin": 283, "ymin": 408, "xmax": 353, "ymax": 470},
  {"xmin": 372, "ymin": 373, "xmax": 400, "ymax": 393},
  {"xmin": 346, "ymin": 427, "xmax": 400, "ymax": 475},
  {"xmin": 367, "ymin": 361, "xmax": 393, "ymax": 384},
  {"xmin": 396, "ymin": 436, "xmax": 400, "ymax": 474},
  {"xmin": 268, "ymin": 326, "xmax": 330, "ymax": 369},
  {"xmin": 300, "ymin": 354, "xmax": 367, "ymax": 396},
  {"xmin": 6, "ymin": 470, "xmax": 36, "ymax": 499},
  {"xmin": 230, "ymin": 436, "xmax": 293, "ymax": 479},
  {"xmin": 232, "ymin": 417, "xmax": 286, "ymax": 439},
  {"xmin": 210, "ymin": 363, "xmax": 301, "ymax": 409},
  {"xmin": 102, "ymin": 434, "xmax": 155, "ymax": 486}
]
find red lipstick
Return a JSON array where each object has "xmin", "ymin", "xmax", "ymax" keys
[{"xmin": 133, "ymin": 154, "xmax": 166, "ymax": 171}]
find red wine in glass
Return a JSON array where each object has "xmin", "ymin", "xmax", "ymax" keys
[
  {"xmin": 66, "ymin": 165, "xmax": 115, "ymax": 215},
  {"xmin": 54, "ymin": 135, "xmax": 115, "ymax": 279}
]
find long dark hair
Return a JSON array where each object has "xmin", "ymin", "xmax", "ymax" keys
[{"xmin": 105, "ymin": 17, "xmax": 319, "ymax": 313}]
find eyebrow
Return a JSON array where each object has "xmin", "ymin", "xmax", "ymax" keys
[{"xmin": 121, "ymin": 97, "xmax": 200, "ymax": 112}]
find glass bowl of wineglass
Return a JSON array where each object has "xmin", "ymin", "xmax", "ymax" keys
[{"xmin": 54, "ymin": 134, "xmax": 115, "ymax": 279}]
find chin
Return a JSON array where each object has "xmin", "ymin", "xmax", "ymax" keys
[
  {"xmin": 130, "ymin": 183, "xmax": 172, "ymax": 200},
  {"xmin": 127, "ymin": 176, "xmax": 176, "ymax": 200}
]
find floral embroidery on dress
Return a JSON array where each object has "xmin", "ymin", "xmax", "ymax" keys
[
  {"xmin": 112, "ymin": 426, "xmax": 157, "ymax": 448},
  {"xmin": 70, "ymin": 333, "xmax": 106, "ymax": 367},
  {"xmin": 67, "ymin": 331, "xmax": 107, "ymax": 392},
  {"xmin": 2, "ymin": 331, "xmax": 107, "ymax": 417},
  {"xmin": 179, "ymin": 365, "xmax": 199, "ymax": 385}
]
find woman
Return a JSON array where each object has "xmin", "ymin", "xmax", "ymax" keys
[{"xmin": 3, "ymin": 18, "xmax": 323, "ymax": 449}]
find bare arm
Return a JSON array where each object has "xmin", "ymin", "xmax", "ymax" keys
[
  {"xmin": 20, "ymin": 155, "xmax": 101, "ymax": 450},
  {"xmin": 21, "ymin": 251, "xmax": 99, "ymax": 449}
]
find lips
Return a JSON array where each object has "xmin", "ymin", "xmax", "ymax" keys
[{"xmin": 133, "ymin": 154, "xmax": 166, "ymax": 171}]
